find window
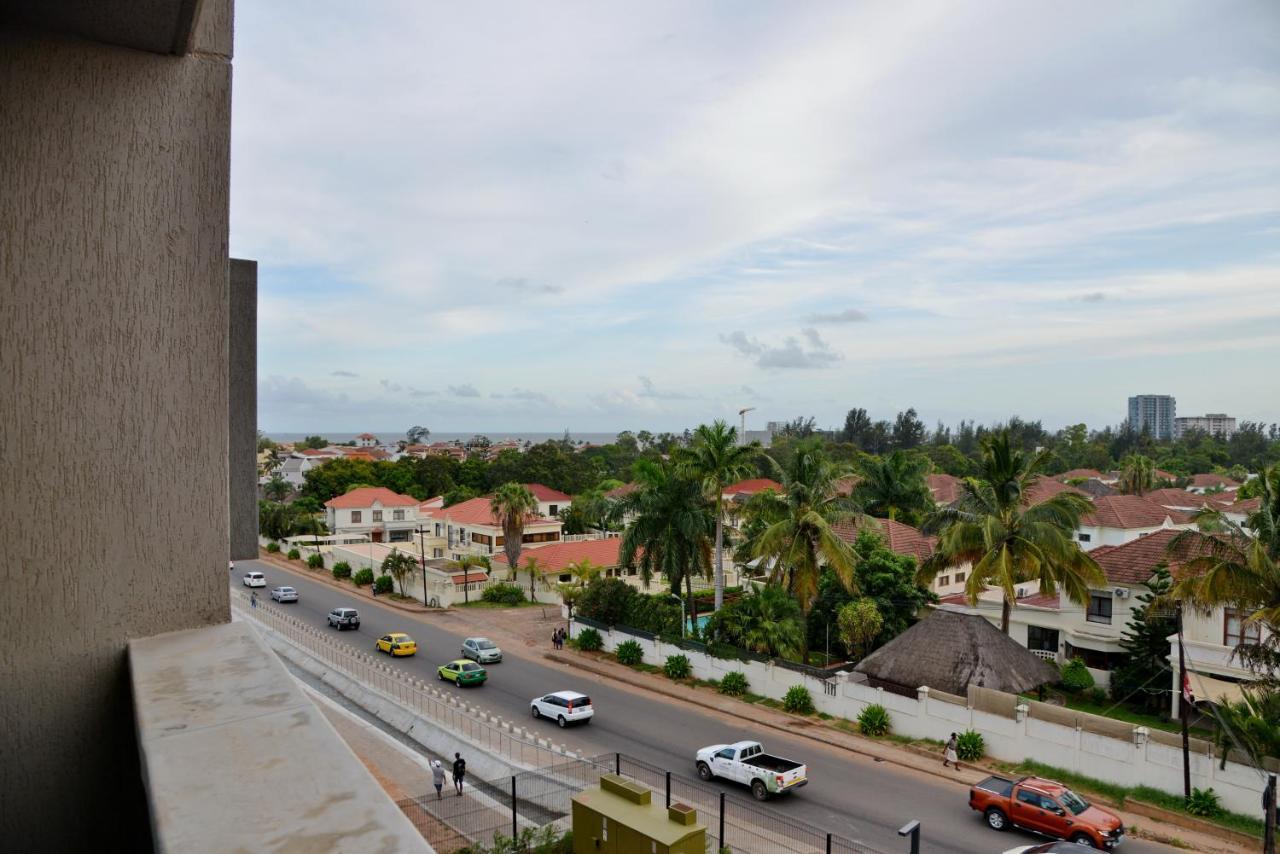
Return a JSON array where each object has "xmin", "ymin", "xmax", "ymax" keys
[
  {"xmin": 1027, "ymin": 625, "xmax": 1059, "ymax": 653},
  {"xmin": 954, "ymin": 572, "xmax": 966, "ymax": 584},
  {"xmin": 351, "ymin": 511, "xmax": 362, "ymax": 523},
  {"xmin": 1087, "ymin": 593, "xmax": 1113, "ymax": 624},
  {"xmin": 1225, "ymin": 608, "xmax": 1262, "ymax": 646},
  {"xmin": 938, "ymin": 576, "xmax": 950, "ymax": 587},
  {"xmin": 433, "ymin": 548, "xmax": 443, "ymax": 558},
  {"xmin": 549, "ymin": 504, "xmax": 559, "ymax": 516},
  {"xmin": 1016, "ymin": 790, "xmax": 1042, "ymax": 807},
  {"xmin": 1078, "ymin": 532, "xmax": 1092, "ymax": 543},
  {"xmin": 372, "ymin": 510, "xmax": 383, "ymax": 522},
  {"xmin": 392, "ymin": 509, "xmax": 405, "ymax": 521},
  {"xmin": 559, "ymin": 574, "xmax": 571, "ymax": 583},
  {"xmin": 434, "ymin": 523, "xmax": 442, "ymax": 536},
  {"xmin": 1063, "ymin": 642, "xmax": 1122, "ymax": 671}
]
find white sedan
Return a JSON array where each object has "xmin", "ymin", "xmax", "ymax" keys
[
  {"xmin": 530, "ymin": 691, "xmax": 594, "ymax": 728},
  {"xmin": 242, "ymin": 571, "xmax": 266, "ymax": 588},
  {"xmin": 270, "ymin": 586, "xmax": 298, "ymax": 603}
]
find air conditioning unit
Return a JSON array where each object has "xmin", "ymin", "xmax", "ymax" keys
[
  {"xmin": 1113, "ymin": 587, "xmax": 1130, "ymax": 599},
  {"xmin": 1015, "ymin": 587, "xmax": 1028, "ymax": 599}
]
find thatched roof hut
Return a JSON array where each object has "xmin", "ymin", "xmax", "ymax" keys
[{"xmin": 854, "ymin": 610, "xmax": 1059, "ymax": 697}]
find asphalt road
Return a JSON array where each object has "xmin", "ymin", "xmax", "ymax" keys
[{"xmin": 238, "ymin": 558, "xmax": 1168, "ymax": 854}]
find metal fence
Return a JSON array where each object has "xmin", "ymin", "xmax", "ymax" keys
[{"xmin": 231, "ymin": 589, "xmax": 576, "ymax": 769}]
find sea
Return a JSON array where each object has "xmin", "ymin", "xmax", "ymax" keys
[{"xmin": 265, "ymin": 431, "xmax": 624, "ymax": 446}]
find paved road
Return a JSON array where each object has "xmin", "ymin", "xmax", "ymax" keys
[{"xmin": 239, "ymin": 559, "xmax": 1168, "ymax": 854}]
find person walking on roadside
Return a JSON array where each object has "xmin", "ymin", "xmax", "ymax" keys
[
  {"xmin": 452, "ymin": 752, "xmax": 466, "ymax": 796},
  {"xmin": 431, "ymin": 760, "xmax": 445, "ymax": 800},
  {"xmin": 943, "ymin": 733, "xmax": 959, "ymax": 770},
  {"xmin": 250, "ymin": 590, "xmax": 258, "ymax": 609}
]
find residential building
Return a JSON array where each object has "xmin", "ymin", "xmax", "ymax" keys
[
  {"xmin": 830, "ymin": 517, "xmax": 971, "ymax": 596},
  {"xmin": 493, "ymin": 536, "xmax": 631, "ymax": 591},
  {"xmin": 355, "ymin": 432, "xmax": 379, "ymax": 447},
  {"xmin": 926, "ymin": 473, "xmax": 962, "ymax": 506},
  {"xmin": 1127, "ymin": 394, "xmax": 1176, "ymax": 440},
  {"xmin": 1074, "ymin": 494, "xmax": 1195, "ymax": 550},
  {"xmin": 1186, "ymin": 472, "xmax": 1240, "ymax": 494},
  {"xmin": 261, "ymin": 454, "xmax": 316, "ymax": 488},
  {"xmin": 1057, "ymin": 468, "xmax": 1106, "ymax": 482},
  {"xmin": 419, "ymin": 496, "xmax": 562, "ymax": 561},
  {"xmin": 325, "ymin": 487, "xmax": 420, "ymax": 543},
  {"xmin": 1173, "ymin": 413, "xmax": 1236, "ymax": 440},
  {"xmin": 524, "ymin": 482, "xmax": 573, "ymax": 518}
]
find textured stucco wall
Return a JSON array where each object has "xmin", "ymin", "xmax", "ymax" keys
[
  {"xmin": 0, "ymin": 21, "xmax": 232, "ymax": 850},
  {"xmin": 229, "ymin": 258, "xmax": 258, "ymax": 560}
]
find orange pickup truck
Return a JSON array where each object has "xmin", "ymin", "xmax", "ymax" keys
[{"xmin": 970, "ymin": 775, "xmax": 1125, "ymax": 850}]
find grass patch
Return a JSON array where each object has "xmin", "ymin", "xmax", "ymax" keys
[
  {"xmin": 1021, "ymin": 694, "xmax": 1213, "ymax": 739},
  {"xmin": 1000, "ymin": 760, "xmax": 1264, "ymax": 838},
  {"xmin": 456, "ymin": 599, "xmax": 540, "ymax": 609},
  {"xmin": 818, "ymin": 712, "xmax": 833, "ymax": 720},
  {"xmin": 757, "ymin": 697, "xmax": 783, "ymax": 710},
  {"xmin": 632, "ymin": 662, "xmax": 663, "ymax": 675}
]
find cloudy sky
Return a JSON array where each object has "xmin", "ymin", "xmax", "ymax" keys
[{"xmin": 232, "ymin": 1, "xmax": 1280, "ymax": 434}]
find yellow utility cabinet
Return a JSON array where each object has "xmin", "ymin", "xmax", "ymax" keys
[{"xmin": 572, "ymin": 774, "xmax": 706, "ymax": 854}]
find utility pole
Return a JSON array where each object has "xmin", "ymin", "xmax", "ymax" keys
[
  {"xmin": 737, "ymin": 406, "xmax": 755, "ymax": 445},
  {"xmin": 1264, "ymin": 772, "xmax": 1276, "ymax": 854},
  {"xmin": 1176, "ymin": 601, "xmax": 1192, "ymax": 802},
  {"xmin": 417, "ymin": 525, "xmax": 427, "ymax": 606}
]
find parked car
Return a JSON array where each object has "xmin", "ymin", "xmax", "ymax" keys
[
  {"xmin": 530, "ymin": 691, "xmax": 593, "ymax": 727},
  {"xmin": 326, "ymin": 607, "xmax": 360, "ymax": 630},
  {"xmin": 461, "ymin": 636, "xmax": 502, "ymax": 663},
  {"xmin": 270, "ymin": 586, "xmax": 298, "ymax": 603},
  {"xmin": 438, "ymin": 659, "xmax": 487, "ymax": 686},
  {"xmin": 242, "ymin": 571, "xmax": 266, "ymax": 588},
  {"xmin": 375, "ymin": 633, "xmax": 417, "ymax": 657},
  {"xmin": 695, "ymin": 741, "xmax": 807, "ymax": 801},
  {"xmin": 1003, "ymin": 843, "xmax": 1098, "ymax": 854},
  {"xmin": 970, "ymin": 775, "xmax": 1124, "ymax": 850}
]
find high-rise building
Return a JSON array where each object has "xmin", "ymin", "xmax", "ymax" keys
[
  {"xmin": 1173, "ymin": 413, "xmax": 1237, "ymax": 440},
  {"xmin": 1127, "ymin": 395, "xmax": 1176, "ymax": 440}
]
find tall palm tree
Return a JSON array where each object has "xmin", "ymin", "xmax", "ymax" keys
[
  {"xmin": 617, "ymin": 458, "xmax": 716, "ymax": 632},
  {"xmin": 1117, "ymin": 454, "xmax": 1156, "ymax": 496},
  {"xmin": 491, "ymin": 482, "xmax": 539, "ymax": 584},
  {"xmin": 523, "ymin": 555, "xmax": 547, "ymax": 602},
  {"xmin": 449, "ymin": 553, "xmax": 490, "ymax": 605},
  {"xmin": 746, "ymin": 438, "xmax": 860, "ymax": 658},
  {"xmin": 676, "ymin": 420, "xmax": 760, "ymax": 611},
  {"xmin": 920, "ymin": 431, "xmax": 1105, "ymax": 634},
  {"xmin": 852, "ymin": 450, "xmax": 934, "ymax": 525}
]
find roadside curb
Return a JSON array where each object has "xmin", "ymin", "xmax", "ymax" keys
[
  {"xmin": 256, "ymin": 550, "xmax": 436, "ymax": 614},
  {"xmin": 545, "ymin": 650, "xmax": 1240, "ymax": 852}
]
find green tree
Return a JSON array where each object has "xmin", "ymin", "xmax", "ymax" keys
[
  {"xmin": 1109, "ymin": 566, "xmax": 1175, "ymax": 713},
  {"xmin": 491, "ymin": 483, "xmax": 539, "ymax": 585},
  {"xmin": 1118, "ymin": 454, "xmax": 1156, "ymax": 496},
  {"xmin": 706, "ymin": 585, "xmax": 804, "ymax": 659},
  {"xmin": 559, "ymin": 488, "xmax": 612, "ymax": 534},
  {"xmin": 380, "ymin": 549, "xmax": 417, "ymax": 597},
  {"xmin": 449, "ymin": 554, "xmax": 490, "ymax": 605},
  {"xmin": 1211, "ymin": 688, "xmax": 1280, "ymax": 766},
  {"xmin": 296, "ymin": 435, "xmax": 329, "ymax": 450},
  {"xmin": 676, "ymin": 420, "xmax": 759, "ymax": 611},
  {"xmin": 746, "ymin": 438, "xmax": 860, "ymax": 657},
  {"xmin": 837, "ymin": 598, "xmax": 883, "ymax": 661},
  {"xmin": 405, "ymin": 425, "xmax": 430, "ymax": 445},
  {"xmin": 523, "ymin": 555, "xmax": 546, "ymax": 602},
  {"xmin": 263, "ymin": 473, "xmax": 290, "ymax": 502},
  {"xmin": 853, "ymin": 450, "xmax": 934, "ymax": 525},
  {"xmin": 920, "ymin": 431, "xmax": 1105, "ymax": 633},
  {"xmin": 616, "ymin": 458, "xmax": 715, "ymax": 631},
  {"xmin": 891, "ymin": 408, "xmax": 927, "ymax": 450},
  {"xmin": 577, "ymin": 576, "xmax": 638, "ymax": 626}
]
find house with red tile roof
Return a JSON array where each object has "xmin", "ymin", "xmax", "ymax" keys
[
  {"xmin": 416, "ymin": 496, "xmax": 562, "ymax": 562},
  {"xmin": 1023, "ymin": 476, "xmax": 1089, "ymax": 505},
  {"xmin": 324, "ymin": 487, "xmax": 419, "ymax": 543},
  {"xmin": 722, "ymin": 477, "xmax": 783, "ymax": 500},
  {"xmin": 1187, "ymin": 472, "xmax": 1241, "ymax": 494},
  {"xmin": 1074, "ymin": 494, "xmax": 1195, "ymax": 551},
  {"xmin": 355, "ymin": 432, "xmax": 379, "ymax": 448},
  {"xmin": 1057, "ymin": 468, "xmax": 1106, "ymax": 482},
  {"xmin": 603, "ymin": 482, "xmax": 639, "ymax": 500},
  {"xmin": 832, "ymin": 516, "xmax": 973, "ymax": 597},
  {"xmin": 926, "ymin": 473, "xmax": 962, "ymax": 506},
  {"xmin": 522, "ymin": 483, "xmax": 572, "ymax": 518}
]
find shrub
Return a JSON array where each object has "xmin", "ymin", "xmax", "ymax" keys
[
  {"xmin": 576, "ymin": 576, "xmax": 637, "ymax": 626},
  {"xmin": 664, "ymin": 654, "xmax": 691, "ymax": 680},
  {"xmin": 616, "ymin": 640, "xmax": 644, "ymax": 666},
  {"xmin": 265, "ymin": 542, "xmax": 280, "ymax": 553},
  {"xmin": 783, "ymin": 685, "xmax": 815, "ymax": 714},
  {"xmin": 482, "ymin": 583, "xmax": 526, "ymax": 605},
  {"xmin": 858, "ymin": 703, "xmax": 891, "ymax": 736},
  {"xmin": 306, "ymin": 553, "xmax": 324, "ymax": 569},
  {"xmin": 718, "ymin": 671, "xmax": 749, "ymax": 697},
  {"xmin": 331, "ymin": 561, "xmax": 352, "ymax": 580},
  {"xmin": 353, "ymin": 568, "xmax": 374, "ymax": 586},
  {"xmin": 1059, "ymin": 658, "xmax": 1095, "ymax": 692},
  {"xmin": 956, "ymin": 730, "xmax": 985, "ymax": 762},
  {"xmin": 1087, "ymin": 687, "xmax": 1107, "ymax": 705},
  {"xmin": 374, "ymin": 575, "xmax": 394, "ymax": 595},
  {"xmin": 286, "ymin": 548, "xmax": 301, "ymax": 560},
  {"xmin": 1185, "ymin": 787, "xmax": 1221, "ymax": 817},
  {"xmin": 576, "ymin": 627, "xmax": 602, "ymax": 652}
]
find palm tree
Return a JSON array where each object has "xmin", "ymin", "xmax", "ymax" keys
[
  {"xmin": 617, "ymin": 458, "xmax": 716, "ymax": 632},
  {"xmin": 449, "ymin": 554, "xmax": 491, "ymax": 605},
  {"xmin": 263, "ymin": 473, "xmax": 291, "ymax": 502},
  {"xmin": 523, "ymin": 555, "xmax": 546, "ymax": 602},
  {"xmin": 852, "ymin": 450, "xmax": 934, "ymax": 525},
  {"xmin": 676, "ymin": 420, "xmax": 760, "ymax": 611},
  {"xmin": 1117, "ymin": 454, "xmax": 1156, "ymax": 496},
  {"xmin": 491, "ymin": 482, "xmax": 539, "ymax": 583},
  {"xmin": 746, "ymin": 438, "xmax": 860, "ymax": 659},
  {"xmin": 920, "ymin": 431, "xmax": 1105, "ymax": 634},
  {"xmin": 707, "ymin": 585, "xmax": 804, "ymax": 659}
]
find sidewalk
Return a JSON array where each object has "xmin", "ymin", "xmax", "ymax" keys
[{"xmin": 545, "ymin": 648, "xmax": 1245, "ymax": 854}]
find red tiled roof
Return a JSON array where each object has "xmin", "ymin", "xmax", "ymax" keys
[
  {"xmin": 430, "ymin": 496, "xmax": 559, "ymax": 528},
  {"xmin": 1143, "ymin": 488, "xmax": 1214, "ymax": 510},
  {"xmin": 1017, "ymin": 592, "xmax": 1061, "ymax": 610},
  {"xmin": 325, "ymin": 487, "xmax": 419, "ymax": 509},
  {"xmin": 1089, "ymin": 528, "xmax": 1219, "ymax": 585},
  {"xmin": 723, "ymin": 478, "xmax": 783, "ymax": 496},
  {"xmin": 450, "ymin": 571, "xmax": 489, "ymax": 585},
  {"xmin": 1058, "ymin": 468, "xmax": 1105, "ymax": 482},
  {"xmin": 298, "ymin": 447, "xmax": 330, "ymax": 457},
  {"xmin": 835, "ymin": 475, "xmax": 861, "ymax": 497},
  {"xmin": 1024, "ymin": 476, "xmax": 1089, "ymax": 504},
  {"xmin": 492, "ymin": 537, "xmax": 623, "ymax": 573},
  {"xmin": 1221, "ymin": 496, "xmax": 1262, "ymax": 515},
  {"xmin": 1080, "ymin": 495, "xmax": 1192, "ymax": 529},
  {"xmin": 832, "ymin": 517, "xmax": 935, "ymax": 562},
  {"xmin": 604, "ymin": 482, "xmax": 639, "ymax": 499},
  {"xmin": 357, "ymin": 433, "xmax": 377, "ymax": 439},
  {"xmin": 523, "ymin": 483, "xmax": 572, "ymax": 502},
  {"xmin": 927, "ymin": 473, "xmax": 962, "ymax": 504},
  {"xmin": 1191, "ymin": 473, "xmax": 1240, "ymax": 489}
]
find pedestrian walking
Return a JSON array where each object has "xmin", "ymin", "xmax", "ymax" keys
[
  {"xmin": 250, "ymin": 591, "xmax": 258, "ymax": 608},
  {"xmin": 551, "ymin": 627, "xmax": 560, "ymax": 650},
  {"xmin": 431, "ymin": 760, "xmax": 445, "ymax": 800},
  {"xmin": 943, "ymin": 733, "xmax": 959, "ymax": 770},
  {"xmin": 452, "ymin": 752, "xmax": 466, "ymax": 796}
]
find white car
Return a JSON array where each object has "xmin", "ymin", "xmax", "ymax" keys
[
  {"xmin": 242, "ymin": 571, "xmax": 266, "ymax": 588},
  {"xmin": 462, "ymin": 637, "xmax": 502, "ymax": 663},
  {"xmin": 530, "ymin": 691, "xmax": 594, "ymax": 728},
  {"xmin": 270, "ymin": 586, "xmax": 298, "ymax": 603}
]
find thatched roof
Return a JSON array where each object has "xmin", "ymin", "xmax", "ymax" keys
[{"xmin": 853, "ymin": 610, "xmax": 1059, "ymax": 696}]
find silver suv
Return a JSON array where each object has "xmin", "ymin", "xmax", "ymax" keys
[{"xmin": 327, "ymin": 607, "xmax": 360, "ymax": 630}]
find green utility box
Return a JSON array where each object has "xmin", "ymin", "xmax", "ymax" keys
[{"xmin": 572, "ymin": 774, "xmax": 706, "ymax": 854}]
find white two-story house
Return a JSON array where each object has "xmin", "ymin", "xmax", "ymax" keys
[
  {"xmin": 1073, "ymin": 494, "xmax": 1195, "ymax": 551},
  {"xmin": 523, "ymin": 483, "xmax": 572, "ymax": 519},
  {"xmin": 416, "ymin": 496, "xmax": 563, "ymax": 562},
  {"xmin": 324, "ymin": 487, "xmax": 419, "ymax": 543}
]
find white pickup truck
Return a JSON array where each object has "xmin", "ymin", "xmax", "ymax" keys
[{"xmin": 695, "ymin": 740, "xmax": 808, "ymax": 801}]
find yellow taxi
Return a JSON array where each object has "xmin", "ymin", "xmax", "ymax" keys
[{"xmin": 375, "ymin": 632, "xmax": 417, "ymax": 657}]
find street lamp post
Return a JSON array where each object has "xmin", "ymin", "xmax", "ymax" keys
[{"xmin": 417, "ymin": 525, "xmax": 428, "ymax": 606}]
